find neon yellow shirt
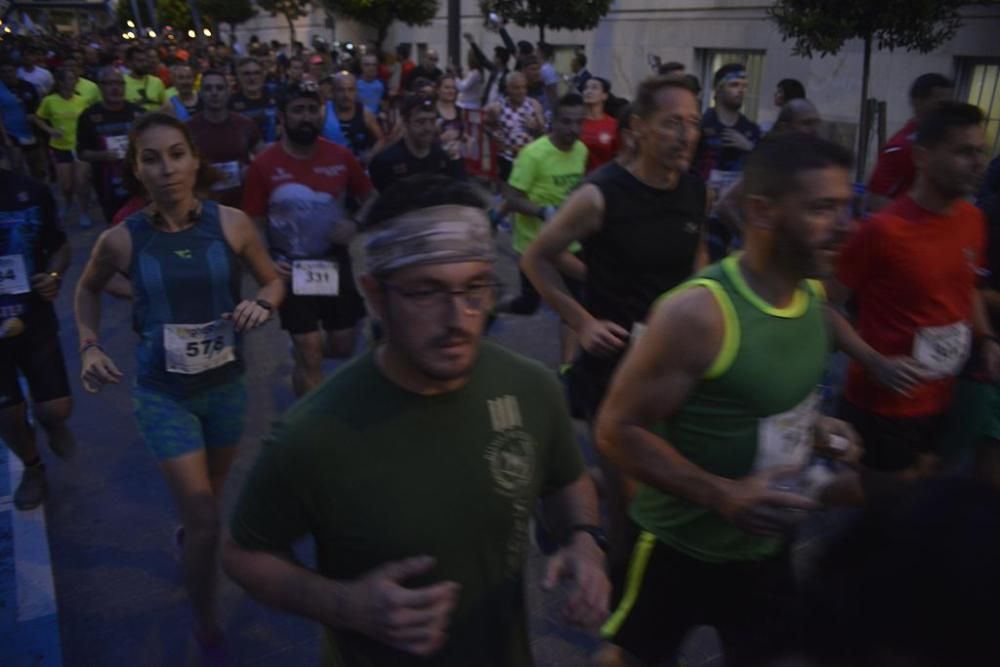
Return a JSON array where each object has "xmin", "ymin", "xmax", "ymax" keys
[
  {"xmin": 36, "ymin": 93, "xmax": 90, "ymax": 151},
  {"xmin": 507, "ymin": 136, "xmax": 588, "ymax": 255},
  {"xmin": 125, "ymin": 73, "xmax": 166, "ymax": 111},
  {"xmin": 75, "ymin": 77, "xmax": 101, "ymax": 106}
]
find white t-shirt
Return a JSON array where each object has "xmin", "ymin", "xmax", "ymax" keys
[
  {"xmin": 17, "ymin": 66, "xmax": 54, "ymax": 96},
  {"xmin": 540, "ymin": 62, "xmax": 560, "ymax": 87},
  {"xmin": 457, "ymin": 69, "xmax": 484, "ymax": 110}
]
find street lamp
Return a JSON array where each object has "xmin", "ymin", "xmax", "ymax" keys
[
  {"xmin": 203, "ymin": 28, "xmax": 212, "ymax": 37},
  {"xmin": 148, "ymin": 29, "xmax": 156, "ymax": 38},
  {"xmin": 122, "ymin": 32, "xmax": 129, "ymax": 39},
  {"xmin": 127, "ymin": 20, "xmax": 135, "ymax": 28},
  {"xmin": 188, "ymin": 29, "xmax": 196, "ymax": 38}
]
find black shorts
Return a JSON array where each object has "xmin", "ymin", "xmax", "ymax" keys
[
  {"xmin": 278, "ymin": 259, "xmax": 366, "ymax": 335},
  {"xmin": 840, "ymin": 400, "xmax": 947, "ymax": 472},
  {"xmin": 50, "ymin": 148, "xmax": 76, "ymax": 164},
  {"xmin": 0, "ymin": 328, "xmax": 71, "ymax": 410},
  {"xmin": 497, "ymin": 155, "xmax": 514, "ymax": 182},
  {"xmin": 603, "ymin": 532, "xmax": 800, "ymax": 666}
]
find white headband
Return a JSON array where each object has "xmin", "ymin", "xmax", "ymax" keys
[{"xmin": 364, "ymin": 205, "xmax": 496, "ymax": 275}]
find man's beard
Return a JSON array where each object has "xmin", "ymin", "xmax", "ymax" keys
[{"xmin": 286, "ymin": 123, "xmax": 320, "ymax": 145}]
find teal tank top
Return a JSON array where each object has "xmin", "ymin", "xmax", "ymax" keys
[{"xmin": 126, "ymin": 200, "xmax": 243, "ymax": 397}]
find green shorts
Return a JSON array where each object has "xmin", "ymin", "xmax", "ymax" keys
[{"xmin": 133, "ymin": 379, "xmax": 248, "ymax": 460}]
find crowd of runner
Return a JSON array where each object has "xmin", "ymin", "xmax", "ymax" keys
[{"xmin": 2, "ymin": 17, "xmax": 1000, "ymax": 667}]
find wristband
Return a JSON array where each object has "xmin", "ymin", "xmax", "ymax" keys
[
  {"xmin": 568, "ymin": 524, "xmax": 608, "ymax": 552},
  {"xmin": 79, "ymin": 339, "xmax": 102, "ymax": 354},
  {"xmin": 981, "ymin": 334, "xmax": 1000, "ymax": 345},
  {"xmin": 255, "ymin": 298, "xmax": 274, "ymax": 312}
]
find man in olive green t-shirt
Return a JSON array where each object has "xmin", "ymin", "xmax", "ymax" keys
[{"xmin": 223, "ymin": 174, "xmax": 610, "ymax": 666}]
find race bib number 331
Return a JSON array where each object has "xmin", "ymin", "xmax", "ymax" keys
[
  {"xmin": 164, "ymin": 320, "xmax": 235, "ymax": 375},
  {"xmin": 292, "ymin": 260, "xmax": 339, "ymax": 296}
]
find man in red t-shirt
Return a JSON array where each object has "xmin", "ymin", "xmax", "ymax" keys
[
  {"xmin": 243, "ymin": 82, "xmax": 374, "ymax": 396},
  {"xmin": 865, "ymin": 73, "xmax": 954, "ymax": 212},
  {"xmin": 188, "ymin": 69, "xmax": 263, "ymax": 208},
  {"xmin": 831, "ymin": 102, "xmax": 999, "ymax": 474}
]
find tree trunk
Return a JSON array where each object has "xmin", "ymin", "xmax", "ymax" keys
[
  {"xmin": 286, "ymin": 13, "xmax": 297, "ymax": 44},
  {"xmin": 856, "ymin": 33, "xmax": 872, "ymax": 182},
  {"xmin": 538, "ymin": 24, "xmax": 545, "ymax": 43},
  {"xmin": 377, "ymin": 22, "xmax": 389, "ymax": 54}
]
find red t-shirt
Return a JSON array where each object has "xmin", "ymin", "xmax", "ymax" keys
[
  {"xmin": 837, "ymin": 196, "xmax": 986, "ymax": 417},
  {"xmin": 580, "ymin": 115, "xmax": 619, "ymax": 173},
  {"xmin": 242, "ymin": 139, "xmax": 373, "ymax": 260},
  {"xmin": 867, "ymin": 118, "xmax": 918, "ymax": 199},
  {"xmin": 111, "ymin": 196, "xmax": 147, "ymax": 226}
]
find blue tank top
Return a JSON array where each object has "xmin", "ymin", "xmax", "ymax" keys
[
  {"xmin": 169, "ymin": 95, "xmax": 191, "ymax": 121},
  {"xmin": 126, "ymin": 200, "xmax": 243, "ymax": 396}
]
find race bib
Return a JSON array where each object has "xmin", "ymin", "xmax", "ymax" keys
[
  {"xmin": 630, "ymin": 322, "xmax": 647, "ymax": 346},
  {"xmin": 0, "ymin": 255, "xmax": 30, "ymax": 296},
  {"xmin": 211, "ymin": 161, "xmax": 242, "ymax": 191},
  {"xmin": 755, "ymin": 390, "xmax": 821, "ymax": 472},
  {"xmin": 292, "ymin": 260, "xmax": 339, "ymax": 296},
  {"xmin": 912, "ymin": 322, "xmax": 971, "ymax": 379},
  {"xmin": 104, "ymin": 135, "xmax": 129, "ymax": 160},
  {"xmin": 708, "ymin": 169, "xmax": 741, "ymax": 196},
  {"xmin": 163, "ymin": 320, "xmax": 235, "ymax": 375}
]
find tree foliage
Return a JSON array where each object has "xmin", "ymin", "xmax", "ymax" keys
[
  {"xmin": 482, "ymin": 0, "xmax": 613, "ymax": 40},
  {"xmin": 117, "ymin": 0, "xmax": 195, "ymax": 32},
  {"xmin": 327, "ymin": 0, "xmax": 439, "ymax": 48},
  {"xmin": 200, "ymin": 0, "xmax": 257, "ymax": 32},
  {"xmin": 257, "ymin": 0, "xmax": 312, "ymax": 43},
  {"xmin": 767, "ymin": 0, "xmax": 966, "ymax": 57}
]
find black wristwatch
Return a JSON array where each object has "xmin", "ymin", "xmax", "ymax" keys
[
  {"xmin": 255, "ymin": 298, "xmax": 274, "ymax": 312},
  {"xmin": 568, "ymin": 524, "xmax": 608, "ymax": 552}
]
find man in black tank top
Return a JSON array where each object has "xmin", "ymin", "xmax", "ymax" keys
[
  {"xmin": 331, "ymin": 72, "xmax": 385, "ymax": 164},
  {"xmin": 521, "ymin": 75, "xmax": 708, "ymax": 587}
]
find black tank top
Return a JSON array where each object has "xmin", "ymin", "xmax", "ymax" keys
[
  {"xmin": 583, "ymin": 162, "xmax": 706, "ymax": 329},
  {"xmin": 340, "ymin": 106, "xmax": 374, "ymax": 157}
]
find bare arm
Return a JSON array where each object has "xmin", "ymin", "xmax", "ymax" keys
[
  {"xmin": 222, "ymin": 543, "xmax": 460, "ymax": 656},
  {"xmin": 362, "ymin": 109, "xmax": 386, "ymax": 163},
  {"xmin": 521, "ymin": 184, "xmax": 602, "ymax": 331},
  {"xmin": 501, "ymin": 182, "xmax": 546, "ymax": 219},
  {"xmin": 75, "ymin": 227, "xmax": 130, "ymax": 392},
  {"xmin": 825, "ymin": 277, "xmax": 925, "ymax": 396},
  {"xmin": 595, "ymin": 288, "xmax": 817, "ymax": 529},
  {"xmin": 220, "ymin": 207, "xmax": 285, "ymax": 331}
]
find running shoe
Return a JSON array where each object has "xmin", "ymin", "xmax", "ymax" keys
[{"xmin": 14, "ymin": 463, "xmax": 47, "ymax": 510}]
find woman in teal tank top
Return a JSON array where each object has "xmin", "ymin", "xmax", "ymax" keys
[{"xmin": 74, "ymin": 113, "xmax": 285, "ymax": 659}]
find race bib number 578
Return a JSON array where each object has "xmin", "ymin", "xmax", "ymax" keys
[
  {"xmin": 0, "ymin": 255, "xmax": 30, "ymax": 296},
  {"xmin": 164, "ymin": 320, "xmax": 235, "ymax": 375}
]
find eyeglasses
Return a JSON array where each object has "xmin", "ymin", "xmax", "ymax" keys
[{"xmin": 382, "ymin": 280, "xmax": 501, "ymax": 314}]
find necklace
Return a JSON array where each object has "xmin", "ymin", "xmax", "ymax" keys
[{"xmin": 150, "ymin": 201, "xmax": 202, "ymax": 231}]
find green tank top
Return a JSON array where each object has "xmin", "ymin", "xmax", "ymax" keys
[{"xmin": 629, "ymin": 255, "xmax": 830, "ymax": 563}]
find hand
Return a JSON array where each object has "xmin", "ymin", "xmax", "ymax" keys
[
  {"xmin": 982, "ymin": 338, "xmax": 1000, "ymax": 383},
  {"xmin": 81, "ymin": 347, "xmax": 124, "ymax": 393},
  {"xmin": 720, "ymin": 129, "xmax": 754, "ymax": 152},
  {"xmin": 541, "ymin": 534, "xmax": 610, "ymax": 630},
  {"xmin": 868, "ymin": 355, "xmax": 927, "ymax": 396},
  {"xmin": 30, "ymin": 273, "xmax": 60, "ymax": 301},
  {"xmin": 715, "ymin": 466, "xmax": 820, "ymax": 537},
  {"xmin": 330, "ymin": 219, "xmax": 357, "ymax": 246},
  {"xmin": 342, "ymin": 556, "xmax": 461, "ymax": 657},
  {"xmin": 524, "ymin": 114, "xmax": 542, "ymax": 132},
  {"xmin": 274, "ymin": 260, "xmax": 292, "ymax": 280},
  {"xmin": 224, "ymin": 300, "xmax": 271, "ymax": 332},
  {"xmin": 103, "ymin": 150, "xmax": 123, "ymax": 161},
  {"xmin": 578, "ymin": 318, "xmax": 629, "ymax": 357},
  {"xmin": 50, "ymin": 129, "xmax": 64, "ymax": 139},
  {"xmin": 813, "ymin": 416, "xmax": 863, "ymax": 465}
]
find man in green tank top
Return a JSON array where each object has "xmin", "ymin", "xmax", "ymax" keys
[{"xmin": 593, "ymin": 133, "xmax": 862, "ymax": 666}]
